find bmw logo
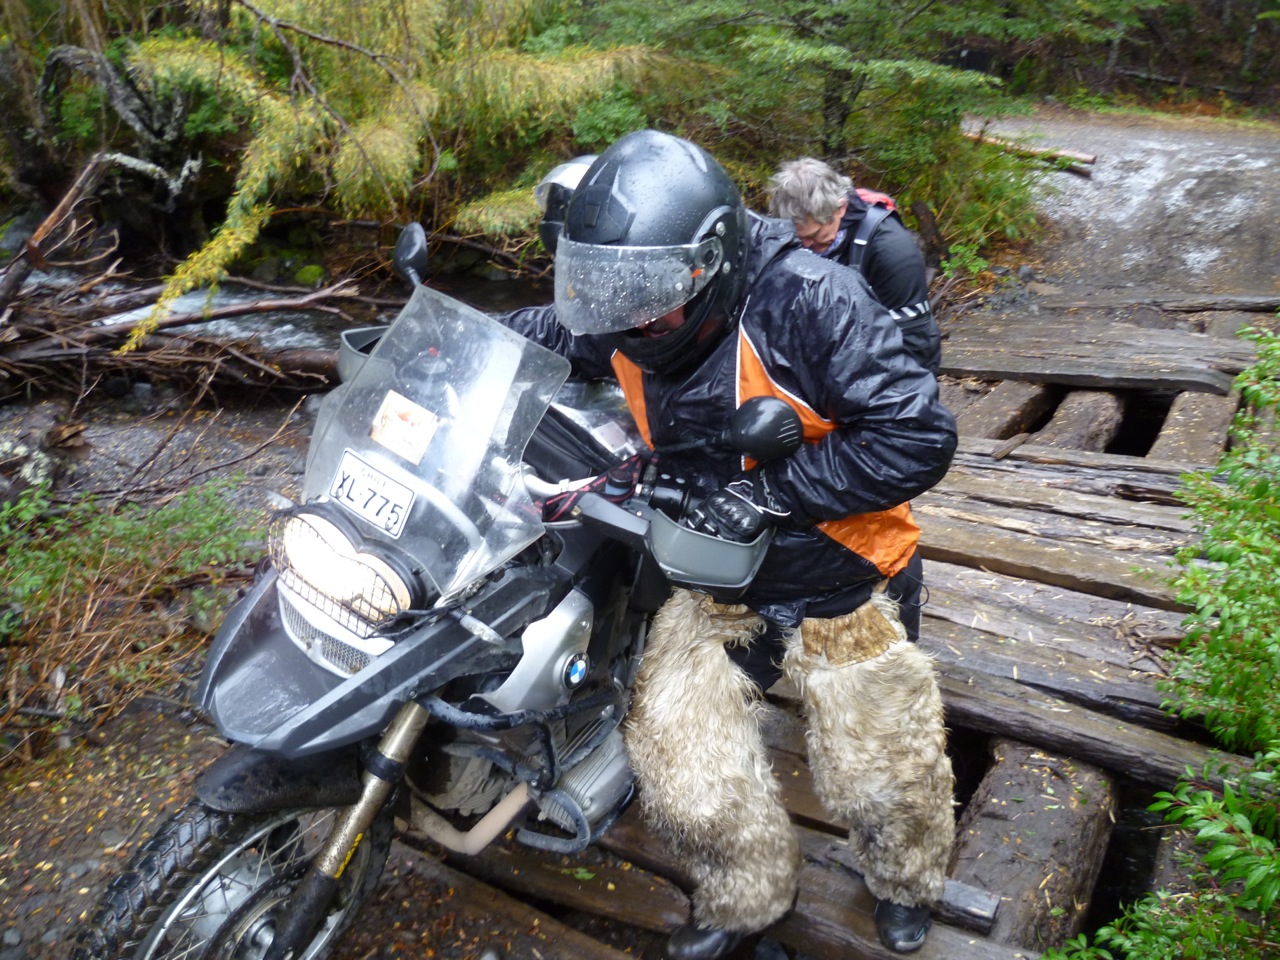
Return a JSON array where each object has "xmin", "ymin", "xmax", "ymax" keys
[{"xmin": 563, "ymin": 653, "xmax": 589, "ymax": 689}]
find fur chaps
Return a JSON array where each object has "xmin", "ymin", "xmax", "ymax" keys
[
  {"xmin": 625, "ymin": 587, "xmax": 955, "ymax": 932},
  {"xmin": 624, "ymin": 589, "xmax": 800, "ymax": 932},
  {"xmin": 783, "ymin": 592, "xmax": 955, "ymax": 907}
]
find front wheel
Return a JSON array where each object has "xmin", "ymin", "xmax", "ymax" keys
[{"xmin": 71, "ymin": 800, "xmax": 392, "ymax": 960}]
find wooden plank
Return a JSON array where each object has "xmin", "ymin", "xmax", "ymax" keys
[
  {"xmin": 933, "ymin": 664, "xmax": 1249, "ymax": 790},
  {"xmin": 1147, "ymin": 390, "xmax": 1238, "ymax": 464},
  {"xmin": 597, "ymin": 811, "xmax": 1030, "ymax": 960},
  {"xmin": 939, "ymin": 348, "xmax": 1236, "ymax": 395},
  {"xmin": 915, "ymin": 496, "xmax": 1189, "ymax": 561},
  {"xmin": 395, "ymin": 842, "xmax": 644, "ymax": 960},
  {"xmin": 1031, "ymin": 389, "xmax": 1124, "ymax": 451},
  {"xmin": 922, "ymin": 561, "xmax": 1185, "ymax": 669},
  {"xmin": 954, "ymin": 380, "xmax": 1056, "ymax": 440},
  {"xmin": 950, "ymin": 740, "xmax": 1117, "ymax": 951},
  {"xmin": 1040, "ymin": 294, "xmax": 1280, "ymax": 314},
  {"xmin": 443, "ymin": 829, "xmax": 690, "ymax": 935},
  {"xmin": 957, "ymin": 435, "xmax": 1196, "ymax": 478},
  {"xmin": 918, "ymin": 616, "xmax": 1173, "ymax": 730},
  {"xmin": 914, "ymin": 513, "xmax": 1186, "ymax": 612},
  {"xmin": 931, "ymin": 471, "xmax": 1195, "ymax": 535},
  {"xmin": 945, "ymin": 316, "xmax": 1257, "ymax": 366}
]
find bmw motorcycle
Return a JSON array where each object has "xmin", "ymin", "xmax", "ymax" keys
[{"xmin": 72, "ymin": 226, "xmax": 801, "ymax": 960}]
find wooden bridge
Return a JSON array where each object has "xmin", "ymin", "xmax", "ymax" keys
[{"xmin": 347, "ymin": 307, "xmax": 1264, "ymax": 960}]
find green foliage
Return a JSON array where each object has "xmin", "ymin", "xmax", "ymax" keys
[
  {"xmin": 1047, "ymin": 747, "xmax": 1280, "ymax": 960},
  {"xmin": 1043, "ymin": 326, "xmax": 1280, "ymax": 959},
  {"xmin": 1162, "ymin": 327, "xmax": 1280, "ymax": 754},
  {"xmin": 941, "ymin": 242, "xmax": 991, "ymax": 279},
  {"xmin": 0, "ymin": 480, "xmax": 258, "ymax": 737},
  {"xmin": 585, "ymin": 0, "xmax": 1081, "ymax": 249},
  {"xmin": 571, "ymin": 87, "xmax": 648, "ymax": 149},
  {"xmin": 452, "ymin": 185, "xmax": 540, "ymax": 237}
]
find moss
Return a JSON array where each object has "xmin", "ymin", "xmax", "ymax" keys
[{"xmin": 293, "ymin": 263, "xmax": 325, "ymax": 286}]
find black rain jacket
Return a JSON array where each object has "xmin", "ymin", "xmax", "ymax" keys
[{"xmin": 498, "ymin": 214, "xmax": 956, "ymax": 625}]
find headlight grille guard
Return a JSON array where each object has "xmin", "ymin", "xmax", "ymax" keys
[{"xmin": 267, "ymin": 506, "xmax": 419, "ymax": 639}]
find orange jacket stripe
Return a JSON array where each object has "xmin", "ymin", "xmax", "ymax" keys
[
  {"xmin": 611, "ymin": 352, "xmax": 654, "ymax": 449},
  {"xmin": 613, "ymin": 336, "xmax": 919, "ymax": 578}
]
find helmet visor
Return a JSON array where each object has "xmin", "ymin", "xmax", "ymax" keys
[{"xmin": 554, "ymin": 236, "xmax": 724, "ymax": 336}]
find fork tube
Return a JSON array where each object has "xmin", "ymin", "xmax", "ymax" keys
[
  {"xmin": 264, "ymin": 701, "xmax": 430, "ymax": 960},
  {"xmin": 315, "ymin": 700, "xmax": 430, "ymax": 876}
]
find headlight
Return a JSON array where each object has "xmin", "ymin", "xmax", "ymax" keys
[{"xmin": 269, "ymin": 509, "xmax": 418, "ymax": 638}]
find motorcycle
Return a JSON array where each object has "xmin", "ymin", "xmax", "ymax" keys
[{"xmin": 71, "ymin": 225, "xmax": 801, "ymax": 960}]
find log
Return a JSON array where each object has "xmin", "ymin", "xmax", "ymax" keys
[
  {"xmin": 963, "ymin": 130, "xmax": 1098, "ymax": 165},
  {"xmin": 914, "ymin": 513, "xmax": 1186, "ymax": 612},
  {"xmin": 930, "ymin": 470, "xmax": 1195, "ymax": 535},
  {"xmin": 1031, "ymin": 390, "xmax": 1124, "ymax": 452},
  {"xmin": 922, "ymin": 560, "xmax": 1186, "ymax": 666},
  {"xmin": 594, "ymin": 808, "xmax": 1031, "ymax": 960},
  {"xmin": 949, "ymin": 739, "xmax": 1117, "ymax": 951},
  {"xmin": 0, "ymin": 153, "xmax": 110, "ymax": 311},
  {"xmin": 932, "ymin": 665, "xmax": 1249, "ymax": 791},
  {"xmin": 1146, "ymin": 390, "xmax": 1237, "ymax": 464},
  {"xmin": 1042, "ymin": 295, "xmax": 1280, "ymax": 313},
  {"xmin": 915, "ymin": 494, "xmax": 1190, "ymax": 560},
  {"xmin": 444, "ymin": 828, "xmax": 690, "ymax": 935},
  {"xmin": 940, "ymin": 348, "xmax": 1236, "ymax": 395},
  {"xmin": 953, "ymin": 380, "xmax": 1056, "ymax": 440},
  {"xmin": 396, "ymin": 842, "xmax": 643, "ymax": 960},
  {"xmin": 937, "ymin": 378, "xmax": 993, "ymax": 422},
  {"xmin": 946, "ymin": 316, "xmax": 1258, "ymax": 367},
  {"xmin": 919, "ymin": 616, "xmax": 1173, "ymax": 730},
  {"xmin": 952, "ymin": 437, "xmax": 1197, "ymax": 504}
]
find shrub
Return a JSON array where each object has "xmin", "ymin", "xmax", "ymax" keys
[
  {"xmin": 0, "ymin": 480, "xmax": 258, "ymax": 762},
  {"xmin": 1043, "ymin": 325, "xmax": 1280, "ymax": 959}
]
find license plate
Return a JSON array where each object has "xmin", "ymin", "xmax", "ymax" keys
[{"xmin": 329, "ymin": 450, "xmax": 415, "ymax": 538}]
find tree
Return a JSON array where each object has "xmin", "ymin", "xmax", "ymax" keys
[
  {"xmin": 0, "ymin": 0, "xmax": 662, "ymax": 336},
  {"xmin": 586, "ymin": 0, "xmax": 1166, "ymax": 248}
]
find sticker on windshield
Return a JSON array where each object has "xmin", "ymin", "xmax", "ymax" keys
[{"xmin": 370, "ymin": 389, "xmax": 440, "ymax": 465}]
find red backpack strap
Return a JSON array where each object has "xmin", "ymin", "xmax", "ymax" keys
[{"xmin": 854, "ymin": 186, "xmax": 896, "ymax": 212}]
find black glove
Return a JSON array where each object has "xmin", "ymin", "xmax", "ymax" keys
[{"xmin": 685, "ymin": 470, "xmax": 792, "ymax": 543}]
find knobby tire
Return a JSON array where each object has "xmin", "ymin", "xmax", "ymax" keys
[{"xmin": 70, "ymin": 799, "xmax": 392, "ymax": 960}]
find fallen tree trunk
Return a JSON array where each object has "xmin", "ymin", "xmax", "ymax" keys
[
  {"xmin": 1041, "ymin": 293, "xmax": 1280, "ymax": 313},
  {"xmin": 0, "ymin": 153, "xmax": 110, "ymax": 312},
  {"xmin": 964, "ymin": 131, "xmax": 1096, "ymax": 177},
  {"xmin": 0, "ymin": 284, "xmax": 359, "ymax": 398}
]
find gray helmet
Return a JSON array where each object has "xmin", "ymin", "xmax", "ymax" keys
[
  {"xmin": 535, "ymin": 155, "xmax": 596, "ymax": 254},
  {"xmin": 554, "ymin": 130, "xmax": 749, "ymax": 374}
]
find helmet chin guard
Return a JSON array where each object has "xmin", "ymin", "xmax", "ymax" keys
[{"xmin": 553, "ymin": 130, "xmax": 748, "ymax": 374}]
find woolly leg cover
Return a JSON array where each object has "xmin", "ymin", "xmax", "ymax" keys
[
  {"xmin": 783, "ymin": 593, "xmax": 955, "ymax": 908},
  {"xmin": 624, "ymin": 589, "xmax": 801, "ymax": 932}
]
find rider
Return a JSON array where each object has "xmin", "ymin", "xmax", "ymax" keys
[
  {"xmin": 499, "ymin": 131, "xmax": 957, "ymax": 958},
  {"xmin": 767, "ymin": 157, "xmax": 941, "ymax": 373}
]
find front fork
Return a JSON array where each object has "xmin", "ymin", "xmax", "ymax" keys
[{"xmin": 264, "ymin": 701, "xmax": 431, "ymax": 960}]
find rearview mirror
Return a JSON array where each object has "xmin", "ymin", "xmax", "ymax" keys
[
  {"xmin": 392, "ymin": 223, "xmax": 430, "ymax": 286},
  {"xmin": 724, "ymin": 397, "xmax": 803, "ymax": 462}
]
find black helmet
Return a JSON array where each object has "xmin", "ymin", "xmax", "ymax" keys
[
  {"xmin": 535, "ymin": 155, "xmax": 596, "ymax": 255},
  {"xmin": 553, "ymin": 130, "xmax": 749, "ymax": 374}
]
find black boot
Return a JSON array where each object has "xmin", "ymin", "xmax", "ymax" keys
[
  {"xmin": 874, "ymin": 899, "xmax": 932, "ymax": 953},
  {"xmin": 664, "ymin": 923, "xmax": 746, "ymax": 960}
]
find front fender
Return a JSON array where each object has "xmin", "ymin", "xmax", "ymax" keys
[{"xmin": 196, "ymin": 743, "xmax": 364, "ymax": 813}]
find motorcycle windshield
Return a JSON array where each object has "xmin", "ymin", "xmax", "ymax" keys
[{"xmin": 303, "ymin": 285, "xmax": 571, "ymax": 598}]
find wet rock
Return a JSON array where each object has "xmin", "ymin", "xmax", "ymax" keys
[{"xmin": 1, "ymin": 929, "xmax": 21, "ymax": 947}]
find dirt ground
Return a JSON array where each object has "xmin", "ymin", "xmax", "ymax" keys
[
  {"xmin": 980, "ymin": 106, "xmax": 1280, "ymax": 300},
  {"xmin": 2, "ymin": 106, "xmax": 1279, "ymax": 960}
]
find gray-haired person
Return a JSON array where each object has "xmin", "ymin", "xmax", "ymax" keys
[{"xmin": 768, "ymin": 158, "xmax": 940, "ymax": 373}]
